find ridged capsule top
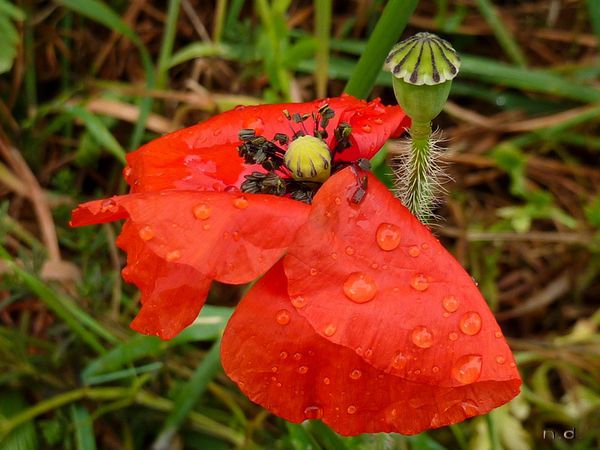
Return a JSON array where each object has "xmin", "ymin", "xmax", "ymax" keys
[{"xmin": 386, "ymin": 32, "xmax": 461, "ymax": 86}]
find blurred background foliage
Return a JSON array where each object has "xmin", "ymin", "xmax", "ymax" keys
[{"xmin": 0, "ymin": 0, "xmax": 599, "ymax": 449}]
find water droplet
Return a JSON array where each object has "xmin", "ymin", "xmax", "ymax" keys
[
  {"xmin": 271, "ymin": 366, "xmax": 278, "ymax": 372},
  {"xmin": 100, "ymin": 199, "xmax": 118, "ymax": 213},
  {"xmin": 138, "ymin": 226, "xmax": 154, "ymax": 241},
  {"xmin": 233, "ymin": 196, "xmax": 249, "ymax": 209},
  {"xmin": 323, "ymin": 324, "xmax": 336, "ymax": 336},
  {"xmin": 334, "ymin": 196, "xmax": 341, "ymax": 205},
  {"xmin": 448, "ymin": 332, "xmax": 459, "ymax": 341},
  {"xmin": 166, "ymin": 250, "xmax": 181, "ymax": 262},
  {"xmin": 459, "ymin": 311, "xmax": 482, "ymax": 336},
  {"xmin": 355, "ymin": 347, "xmax": 363, "ymax": 356},
  {"xmin": 323, "ymin": 377, "xmax": 331, "ymax": 385},
  {"xmin": 307, "ymin": 350, "xmax": 315, "ymax": 356},
  {"xmin": 371, "ymin": 263, "xmax": 379, "ymax": 269},
  {"xmin": 410, "ymin": 274, "xmax": 429, "ymax": 291},
  {"xmin": 496, "ymin": 355, "xmax": 505, "ymax": 365},
  {"xmin": 310, "ymin": 267, "xmax": 318, "ymax": 276},
  {"xmin": 304, "ymin": 405, "xmax": 323, "ymax": 419},
  {"xmin": 432, "ymin": 366, "xmax": 440, "ymax": 373},
  {"xmin": 298, "ymin": 366, "xmax": 308, "ymax": 374},
  {"xmin": 234, "ymin": 105, "xmax": 246, "ymax": 111},
  {"xmin": 373, "ymin": 117, "xmax": 384, "ymax": 125},
  {"xmin": 232, "ymin": 231, "xmax": 241, "ymax": 241},
  {"xmin": 347, "ymin": 405, "xmax": 358, "ymax": 414},
  {"xmin": 276, "ymin": 382, "xmax": 282, "ymax": 387},
  {"xmin": 270, "ymin": 376, "xmax": 276, "ymax": 381},
  {"xmin": 123, "ymin": 166, "xmax": 132, "ymax": 178},
  {"xmin": 345, "ymin": 246, "xmax": 355, "ymax": 256},
  {"xmin": 349, "ymin": 369, "xmax": 362, "ymax": 380},
  {"xmin": 361, "ymin": 124, "xmax": 372, "ymax": 133},
  {"xmin": 495, "ymin": 331, "xmax": 502, "ymax": 338},
  {"xmin": 421, "ymin": 243, "xmax": 429, "ymax": 250},
  {"xmin": 343, "ymin": 272, "xmax": 378, "ymax": 303},
  {"xmin": 451, "ymin": 354, "xmax": 483, "ymax": 385},
  {"xmin": 291, "ymin": 296, "xmax": 307, "ymax": 309},
  {"xmin": 293, "ymin": 353, "xmax": 302, "ymax": 361},
  {"xmin": 222, "ymin": 231, "xmax": 230, "ymax": 239},
  {"xmin": 442, "ymin": 295, "xmax": 459, "ymax": 313},
  {"xmin": 376, "ymin": 223, "xmax": 402, "ymax": 251},
  {"xmin": 364, "ymin": 349, "xmax": 373, "ymax": 359},
  {"xmin": 279, "ymin": 352, "xmax": 288, "ymax": 359},
  {"xmin": 414, "ymin": 369, "xmax": 421, "ymax": 375},
  {"xmin": 509, "ymin": 362, "xmax": 516, "ymax": 368},
  {"xmin": 408, "ymin": 246, "xmax": 420, "ymax": 257},
  {"xmin": 331, "ymin": 252, "xmax": 338, "ymax": 260},
  {"xmin": 392, "ymin": 352, "xmax": 408, "ymax": 370},
  {"xmin": 193, "ymin": 203, "xmax": 211, "ymax": 220},
  {"xmin": 276, "ymin": 309, "xmax": 291, "ymax": 325},
  {"xmin": 411, "ymin": 326, "xmax": 434, "ymax": 348},
  {"xmin": 202, "ymin": 223, "xmax": 211, "ymax": 231},
  {"xmin": 443, "ymin": 312, "xmax": 450, "ymax": 318},
  {"xmin": 242, "ymin": 117, "xmax": 265, "ymax": 135}
]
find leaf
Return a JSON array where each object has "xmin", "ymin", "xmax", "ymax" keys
[
  {"xmin": 70, "ymin": 404, "xmax": 96, "ymax": 450},
  {"xmin": 0, "ymin": 391, "xmax": 38, "ymax": 450},
  {"xmin": 0, "ymin": 1, "xmax": 25, "ymax": 74}
]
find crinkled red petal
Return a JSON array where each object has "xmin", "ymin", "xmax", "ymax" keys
[
  {"xmin": 118, "ymin": 221, "xmax": 210, "ymax": 340},
  {"xmin": 284, "ymin": 168, "xmax": 522, "ymax": 391},
  {"xmin": 221, "ymin": 262, "xmax": 521, "ymax": 436},
  {"xmin": 71, "ymin": 190, "xmax": 309, "ymax": 284},
  {"xmin": 125, "ymin": 95, "xmax": 408, "ymax": 193}
]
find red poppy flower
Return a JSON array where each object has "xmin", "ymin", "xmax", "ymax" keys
[{"xmin": 71, "ymin": 94, "xmax": 521, "ymax": 435}]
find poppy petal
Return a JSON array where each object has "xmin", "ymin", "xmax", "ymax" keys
[
  {"xmin": 71, "ymin": 191, "xmax": 309, "ymax": 284},
  {"xmin": 284, "ymin": 168, "xmax": 521, "ymax": 390},
  {"xmin": 125, "ymin": 95, "xmax": 408, "ymax": 193},
  {"xmin": 221, "ymin": 262, "xmax": 521, "ymax": 435},
  {"xmin": 118, "ymin": 221, "xmax": 210, "ymax": 340}
]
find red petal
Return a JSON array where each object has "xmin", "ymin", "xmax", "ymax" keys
[
  {"xmin": 284, "ymin": 168, "xmax": 521, "ymax": 389},
  {"xmin": 221, "ymin": 262, "xmax": 521, "ymax": 435},
  {"xmin": 72, "ymin": 191, "xmax": 309, "ymax": 284},
  {"xmin": 125, "ymin": 95, "xmax": 408, "ymax": 193},
  {"xmin": 118, "ymin": 222, "xmax": 210, "ymax": 340}
]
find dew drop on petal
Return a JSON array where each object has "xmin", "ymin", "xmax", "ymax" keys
[
  {"xmin": 343, "ymin": 272, "xmax": 378, "ymax": 303},
  {"xmin": 411, "ymin": 326, "xmax": 434, "ymax": 348},
  {"xmin": 448, "ymin": 332, "xmax": 459, "ymax": 341},
  {"xmin": 371, "ymin": 263, "xmax": 379, "ymax": 269},
  {"xmin": 373, "ymin": 117, "xmax": 384, "ymax": 125},
  {"xmin": 193, "ymin": 203, "xmax": 211, "ymax": 220},
  {"xmin": 202, "ymin": 223, "xmax": 211, "ymax": 231},
  {"xmin": 442, "ymin": 295, "xmax": 459, "ymax": 313},
  {"xmin": 310, "ymin": 267, "xmax": 318, "ymax": 276},
  {"xmin": 364, "ymin": 348, "xmax": 373, "ymax": 359},
  {"xmin": 291, "ymin": 296, "xmax": 307, "ymax": 309},
  {"xmin": 243, "ymin": 117, "xmax": 265, "ymax": 135},
  {"xmin": 459, "ymin": 311, "xmax": 482, "ymax": 336},
  {"xmin": 293, "ymin": 353, "xmax": 302, "ymax": 361},
  {"xmin": 345, "ymin": 246, "xmax": 355, "ymax": 256},
  {"xmin": 166, "ymin": 250, "xmax": 181, "ymax": 262},
  {"xmin": 334, "ymin": 196, "xmax": 341, "ymax": 205},
  {"xmin": 123, "ymin": 166, "xmax": 132, "ymax": 178},
  {"xmin": 331, "ymin": 252, "xmax": 338, "ymax": 260},
  {"xmin": 408, "ymin": 246, "xmax": 420, "ymax": 257},
  {"xmin": 410, "ymin": 274, "xmax": 429, "ymax": 291},
  {"xmin": 451, "ymin": 354, "xmax": 483, "ymax": 385},
  {"xmin": 275, "ymin": 309, "xmax": 291, "ymax": 325},
  {"xmin": 323, "ymin": 377, "xmax": 331, "ymax": 385},
  {"xmin": 271, "ymin": 366, "xmax": 278, "ymax": 372},
  {"xmin": 361, "ymin": 124, "xmax": 372, "ymax": 133},
  {"xmin": 304, "ymin": 406, "xmax": 323, "ymax": 419},
  {"xmin": 376, "ymin": 223, "xmax": 402, "ymax": 251},
  {"xmin": 298, "ymin": 366, "xmax": 308, "ymax": 374},
  {"xmin": 495, "ymin": 330, "xmax": 502, "ymax": 338},
  {"xmin": 509, "ymin": 362, "xmax": 516, "ymax": 368},
  {"xmin": 347, "ymin": 405, "xmax": 358, "ymax": 414},
  {"xmin": 349, "ymin": 369, "xmax": 362, "ymax": 380},
  {"xmin": 232, "ymin": 231, "xmax": 241, "ymax": 241},
  {"xmin": 432, "ymin": 366, "xmax": 440, "ymax": 373},
  {"xmin": 100, "ymin": 199, "xmax": 118, "ymax": 213},
  {"xmin": 323, "ymin": 324, "xmax": 336, "ymax": 336},
  {"xmin": 392, "ymin": 352, "xmax": 408, "ymax": 370},
  {"xmin": 233, "ymin": 196, "xmax": 249, "ymax": 209},
  {"xmin": 279, "ymin": 352, "xmax": 288, "ymax": 360},
  {"xmin": 138, "ymin": 226, "xmax": 154, "ymax": 241},
  {"xmin": 496, "ymin": 355, "xmax": 506, "ymax": 365}
]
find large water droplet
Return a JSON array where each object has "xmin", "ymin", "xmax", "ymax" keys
[
  {"xmin": 233, "ymin": 196, "xmax": 249, "ymax": 209},
  {"xmin": 323, "ymin": 324, "xmax": 336, "ymax": 336},
  {"xmin": 304, "ymin": 405, "xmax": 323, "ymax": 419},
  {"xmin": 376, "ymin": 223, "xmax": 402, "ymax": 251},
  {"xmin": 410, "ymin": 274, "xmax": 429, "ymax": 291},
  {"xmin": 166, "ymin": 250, "xmax": 181, "ymax": 262},
  {"xmin": 343, "ymin": 272, "xmax": 378, "ymax": 303},
  {"xmin": 291, "ymin": 296, "xmax": 307, "ymax": 309},
  {"xmin": 193, "ymin": 203, "xmax": 211, "ymax": 220},
  {"xmin": 349, "ymin": 369, "xmax": 362, "ymax": 380},
  {"xmin": 276, "ymin": 309, "xmax": 291, "ymax": 325},
  {"xmin": 411, "ymin": 326, "xmax": 434, "ymax": 348},
  {"xmin": 138, "ymin": 225, "xmax": 155, "ymax": 241},
  {"xmin": 459, "ymin": 311, "xmax": 482, "ymax": 336},
  {"xmin": 442, "ymin": 295, "xmax": 459, "ymax": 313},
  {"xmin": 451, "ymin": 354, "xmax": 483, "ymax": 384}
]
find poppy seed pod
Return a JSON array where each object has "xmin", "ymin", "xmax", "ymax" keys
[
  {"xmin": 386, "ymin": 32, "xmax": 460, "ymax": 123},
  {"xmin": 284, "ymin": 135, "xmax": 332, "ymax": 183}
]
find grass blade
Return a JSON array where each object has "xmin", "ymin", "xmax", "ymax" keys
[
  {"xmin": 71, "ymin": 404, "xmax": 97, "ymax": 450},
  {"xmin": 344, "ymin": 0, "xmax": 418, "ymax": 99},
  {"xmin": 156, "ymin": 0, "xmax": 182, "ymax": 89},
  {"xmin": 314, "ymin": 0, "xmax": 332, "ymax": 97}
]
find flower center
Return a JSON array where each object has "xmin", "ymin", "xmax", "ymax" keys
[{"xmin": 284, "ymin": 135, "xmax": 331, "ymax": 183}]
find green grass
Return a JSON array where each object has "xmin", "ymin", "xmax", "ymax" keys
[{"xmin": 1, "ymin": 1, "xmax": 599, "ymax": 449}]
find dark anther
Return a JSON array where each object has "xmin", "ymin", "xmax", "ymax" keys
[
  {"xmin": 333, "ymin": 122, "xmax": 352, "ymax": 153},
  {"xmin": 347, "ymin": 160, "xmax": 370, "ymax": 204},
  {"xmin": 356, "ymin": 158, "xmax": 371, "ymax": 171},
  {"xmin": 239, "ymin": 129, "xmax": 256, "ymax": 141},
  {"xmin": 351, "ymin": 175, "xmax": 368, "ymax": 204},
  {"xmin": 274, "ymin": 133, "xmax": 289, "ymax": 145},
  {"xmin": 241, "ymin": 171, "xmax": 286, "ymax": 196}
]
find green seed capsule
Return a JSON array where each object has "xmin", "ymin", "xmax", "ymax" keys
[
  {"xmin": 386, "ymin": 32, "xmax": 460, "ymax": 123},
  {"xmin": 284, "ymin": 135, "xmax": 332, "ymax": 183}
]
